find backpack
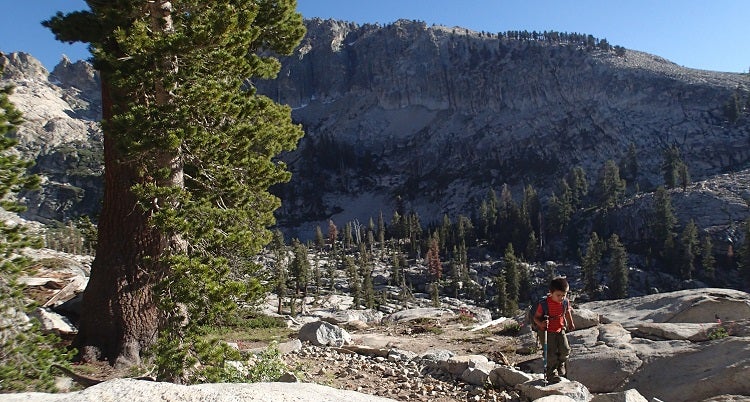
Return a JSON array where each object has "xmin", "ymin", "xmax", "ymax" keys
[{"xmin": 526, "ymin": 296, "xmax": 569, "ymax": 331}]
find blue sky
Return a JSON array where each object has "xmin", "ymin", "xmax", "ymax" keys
[{"xmin": 1, "ymin": 1, "xmax": 747, "ymax": 73}]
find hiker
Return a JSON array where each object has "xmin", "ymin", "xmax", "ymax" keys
[{"xmin": 533, "ymin": 277, "xmax": 575, "ymax": 383}]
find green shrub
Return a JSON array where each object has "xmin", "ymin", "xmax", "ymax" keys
[
  {"xmin": 0, "ymin": 320, "xmax": 76, "ymax": 392},
  {"xmin": 245, "ymin": 314, "xmax": 287, "ymax": 329},
  {"xmin": 708, "ymin": 326, "xmax": 729, "ymax": 340},
  {"xmin": 244, "ymin": 343, "xmax": 287, "ymax": 382},
  {"xmin": 496, "ymin": 321, "xmax": 522, "ymax": 336}
]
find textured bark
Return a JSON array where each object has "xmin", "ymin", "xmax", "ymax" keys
[
  {"xmin": 73, "ymin": 83, "xmax": 166, "ymax": 367},
  {"xmin": 73, "ymin": 1, "xmax": 180, "ymax": 367}
]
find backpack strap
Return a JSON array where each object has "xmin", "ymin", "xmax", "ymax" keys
[{"xmin": 540, "ymin": 298, "xmax": 549, "ymax": 318}]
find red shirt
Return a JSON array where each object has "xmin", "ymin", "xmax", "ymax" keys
[{"xmin": 536, "ymin": 297, "xmax": 568, "ymax": 332}]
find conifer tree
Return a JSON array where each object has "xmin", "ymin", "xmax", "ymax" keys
[
  {"xmin": 567, "ymin": 167, "xmax": 589, "ymax": 208},
  {"xmin": 547, "ymin": 178, "xmax": 573, "ymax": 235},
  {"xmin": 456, "ymin": 214, "xmax": 471, "ymax": 245},
  {"xmin": 598, "ymin": 160, "xmax": 626, "ymax": 209},
  {"xmin": 661, "ymin": 146, "xmax": 684, "ymax": 189},
  {"xmin": 391, "ymin": 249, "xmax": 402, "ymax": 286},
  {"xmin": 343, "ymin": 255, "xmax": 360, "ymax": 307},
  {"xmin": 678, "ymin": 220, "xmax": 699, "ymax": 280},
  {"xmin": 701, "ymin": 235, "xmax": 716, "ymax": 279},
  {"xmin": 480, "ymin": 189, "xmax": 498, "ymax": 238},
  {"xmin": 619, "ymin": 142, "xmax": 639, "ymax": 184},
  {"xmin": 377, "ymin": 211, "xmax": 386, "ymax": 251},
  {"xmin": 582, "ymin": 232, "xmax": 604, "ymax": 297},
  {"xmin": 429, "ymin": 282, "xmax": 441, "ymax": 307},
  {"xmin": 327, "ymin": 219, "xmax": 338, "ymax": 251},
  {"xmin": 525, "ymin": 231, "xmax": 538, "ymax": 261},
  {"xmin": 408, "ymin": 212, "xmax": 423, "ymax": 255},
  {"xmin": 440, "ymin": 214, "xmax": 452, "ymax": 254},
  {"xmin": 44, "ymin": 0, "xmax": 305, "ymax": 374},
  {"xmin": 366, "ymin": 229, "xmax": 375, "ymax": 253},
  {"xmin": 738, "ymin": 219, "xmax": 750, "ymax": 289},
  {"xmin": 495, "ymin": 274, "xmax": 510, "ymax": 316},
  {"xmin": 326, "ymin": 261, "xmax": 336, "ymax": 292},
  {"xmin": 502, "ymin": 244, "xmax": 520, "ymax": 311},
  {"xmin": 449, "ymin": 247, "xmax": 462, "ymax": 298},
  {"xmin": 607, "ymin": 234, "xmax": 628, "ymax": 299},
  {"xmin": 522, "ymin": 184, "xmax": 541, "ymax": 236},
  {"xmin": 679, "ymin": 163, "xmax": 691, "ymax": 191},
  {"xmin": 724, "ymin": 91, "xmax": 741, "ymax": 123},
  {"xmin": 313, "ymin": 253, "xmax": 322, "ymax": 297},
  {"xmin": 426, "ymin": 233, "xmax": 442, "ymax": 283},
  {"xmin": 289, "ymin": 238, "xmax": 310, "ymax": 311},
  {"xmin": 652, "ymin": 186, "xmax": 677, "ymax": 267},
  {"xmin": 496, "ymin": 184, "xmax": 519, "ymax": 249},
  {"xmin": 343, "ymin": 222, "xmax": 353, "ymax": 250},
  {"xmin": 270, "ymin": 229, "xmax": 287, "ymax": 315},
  {"xmin": 390, "ymin": 211, "xmax": 402, "ymax": 241},
  {"xmin": 358, "ymin": 243, "xmax": 374, "ymax": 309},
  {"xmin": 498, "ymin": 184, "xmax": 514, "ymax": 223},
  {"xmin": 314, "ymin": 225, "xmax": 325, "ymax": 251}
]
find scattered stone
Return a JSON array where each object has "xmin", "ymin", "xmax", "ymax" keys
[
  {"xmin": 277, "ymin": 339, "xmax": 303, "ymax": 355},
  {"xmin": 277, "ymin": 372, "xmax": 299, "ymax": 382},
  {"xmin": 488, "ymin": 365, "xmax": 534, "ymax": 387},
  {"xmin": 383, "ymin": 308, "xmax": 456, "ymax": 323},
  {"xmin": 31, "ymin": 307, "xmax": 77, "ymax": 336},
  {"xmin": 516, "ymin": 379, "xmax": 592, "ymax": 402},
  {"xmin": 298, "ymin": 321, "xmax": 352, "ymax": 347},
  {"xmin": 571, "ymin": 308, "xmax": 600, "ymax": 330}
]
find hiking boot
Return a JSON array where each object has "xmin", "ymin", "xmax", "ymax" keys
[{"xmin": 546, "ymin": 375, "xmax": 562, "ymax": 384}]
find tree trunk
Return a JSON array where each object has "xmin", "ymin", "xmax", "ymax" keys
[
  {"xmin": 73, "ymin": 1, "xmax": 180, "ymax": 367},
  {"xmin": 73, "ymin": 84, "xmax": 168, "ymax": 367}
]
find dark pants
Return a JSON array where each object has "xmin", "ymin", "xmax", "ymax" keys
[{"xmin": 538, "ymin": 330, "xmax": 570, "ymax": 379}]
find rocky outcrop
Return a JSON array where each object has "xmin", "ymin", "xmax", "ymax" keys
[
  {"xmin": 1, "ymin": 52, "xmax": 103, "ymax": 224},
  {"xmin": 580, "ymin": 288, "xmax": 750, "ymax": 325},
  {"xmin": 571, "ymin": 288, "xmax": 750, "ymax": 400},
  {"xmin": 0, "ymin": 378, "xmax": 401, "ymax": 402}
]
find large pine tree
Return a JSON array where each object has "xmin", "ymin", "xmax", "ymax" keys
[{"xmin": 44, "ymin": 1, "xmax": 305, "ymax": 372}]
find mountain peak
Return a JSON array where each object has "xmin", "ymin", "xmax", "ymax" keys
[{"xmin": 0, "ymin": 52, "xmax": 48, "ymax": 81}]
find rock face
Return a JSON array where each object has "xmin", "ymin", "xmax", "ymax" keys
[
  {"xmin": 255, "ymin": 19, "xmax": 750, "ymax": 237},
  {"xmin": 571, "ymin": 288, "xmax": 750, "ymax": 401},
  {"xmin": 0, "ymin": 378, "xmax": 400, "ymax": 402},
  {"xmin": 0, "ymin": 52, "xmax": 103, "ymax": 224}
]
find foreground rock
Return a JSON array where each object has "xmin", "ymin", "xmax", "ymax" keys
[
  {"xmin": 1, "ymin": 378, "xmax": 400, "ymax": 402},
  {"xmin": 572, "ymin": 288, "xmax": 750, "ymax": 400}
]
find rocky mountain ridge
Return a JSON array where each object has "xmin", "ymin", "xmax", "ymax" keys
[
  {"xmin": 1, "ymin": 52, "xmax": 103, "ymax": 223},
  {"xmin": 2, "ymin": 19, "xmax": 750, "ymax": 244},
  {"xmin": 257, "ymin": 19, "xmax": 750, "ymax": 238}
]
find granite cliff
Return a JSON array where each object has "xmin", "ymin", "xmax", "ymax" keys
[
  {"xmin": 256, "ymin": 19, "xmax": 750, "ymax": 239},
  {"xmin": 2, "ymin": 18, "xmax": 750, "ymax": 246}
]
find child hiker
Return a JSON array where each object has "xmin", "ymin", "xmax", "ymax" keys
[{"xmin": 533, "ymin": 277, "xmax": 575, "ymax": 383}]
